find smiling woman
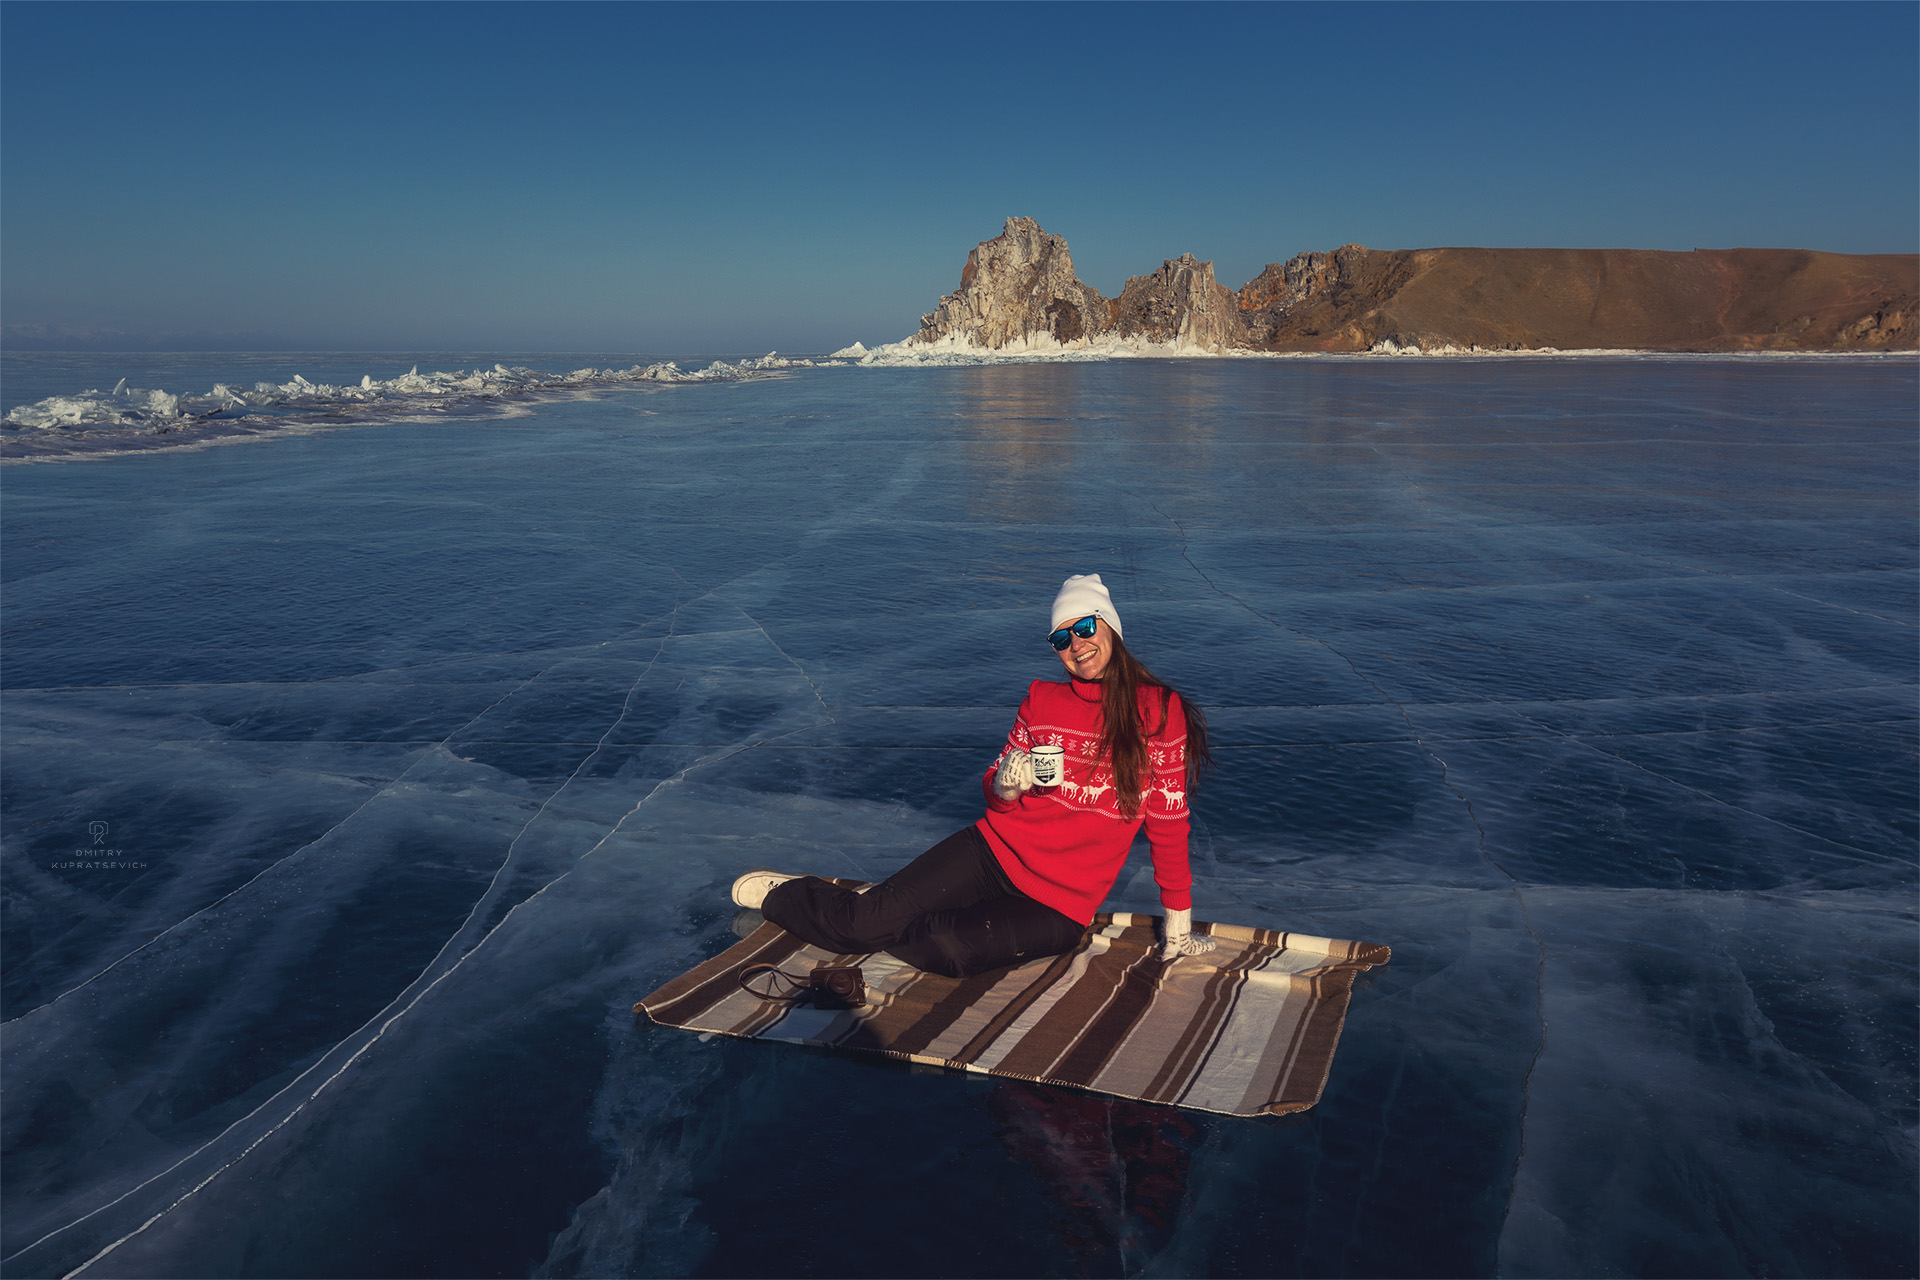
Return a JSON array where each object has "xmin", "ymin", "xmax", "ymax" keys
[{"xmin": 737, "ymin": 572, "xmax": 1216, "ymax": 977}]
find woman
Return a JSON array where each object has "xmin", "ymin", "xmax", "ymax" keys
[{"xmin": 733, "ymin": 573, "xmax": 1214, "ymax": 979}]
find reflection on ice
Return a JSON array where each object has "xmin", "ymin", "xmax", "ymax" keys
[{"xmin": 2, "ymin": 357, "xmax": 1913, "ymax": 1277}]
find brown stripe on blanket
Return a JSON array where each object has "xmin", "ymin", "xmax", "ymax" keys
[
  {"xmin": 1181, "ymin": 969, "xmax": 1314, "ymax": 1110},
  {"xmin": 881, "ymin": 962, "xmax": 1029, "ymax": 1059},
  {"xmin": 1037, "ymin": 940, "xmax": 1170, "ymax": 1084},
  {"xmin": 955, "ymin": 931, "xmax": 1119, "ymax": 1074},
  {"xmin": 829, "ymin": 993, "xmax": 938, "ymax": 1051},
  {"xmin": 1238, "ymin": 973, "xmax": 1341, "ymax": 1113},
  {"xmin": 849, "ymin": 967, "xmax": 984, "ymax": 1057},
  {"xmin": 916, "ymin": 956, "xmax": 1095, "ymax": 1066},
  {"xmin": 986, "ymin": 925, "xmax": 1153, "ymax": 1081},
  {"xmin": 1173, "ymin": 937, "xmax": 1359, "ymax": 1113},
  {"xmin": 1094, "ymin": 927, "xmax": 1302, "ymax": 1106},
  {"xmin": 1233, "ymin": 957, "xmax": 1382, "ymax": 1114},
  {"xmin": 737, "ymin": 989, "xmax": 810, "ymax": 1040},
  {"xmin": 946, "ymin": 944, "xmax": 1090, "ymax": 1065},
  {"xmin": 1135, "ymin": 931, "xmax": 1284, "ymax": 1101}
]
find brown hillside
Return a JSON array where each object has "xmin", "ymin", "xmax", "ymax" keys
[{"xmin": 1242, "ymin": 247, "xmax": 1917, "ymax": 352}]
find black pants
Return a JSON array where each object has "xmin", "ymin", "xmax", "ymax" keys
[{"xmin": 761, "ymin": 826, "xmax": 1086, "ymax": 979}]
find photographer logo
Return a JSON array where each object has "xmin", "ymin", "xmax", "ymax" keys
[{"xmin": 54, "ymin": 819, "xmax": 146, "ymax": 871}]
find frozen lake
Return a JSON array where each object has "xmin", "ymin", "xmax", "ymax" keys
[{"xmin": 3, "ymin": 355, "xmax": 1915, "ymax": 1277}]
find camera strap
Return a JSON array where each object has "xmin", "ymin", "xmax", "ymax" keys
[
  {"xmin": 737, "ymin": 962, "xmax": 865, "ymax": 1008},
  {"xmin": 737, "ymin": 963, "xmax": 815, "ymax": 1002}
]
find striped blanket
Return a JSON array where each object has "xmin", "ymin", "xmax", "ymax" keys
[{"xmin": 637, "ymin": 898, "xmax": 1389, "ymax": 1118}]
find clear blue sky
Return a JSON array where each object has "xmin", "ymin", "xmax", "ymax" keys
[{"xmin": 4, "ymin": 1, "xmax": 1915, "ymax": 353}]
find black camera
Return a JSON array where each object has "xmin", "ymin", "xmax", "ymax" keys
[{"xmin": 809, "ymin": 965, "xmax": 865, "ymax": 1009}]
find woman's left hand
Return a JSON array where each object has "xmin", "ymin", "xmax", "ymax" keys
[{"xmin": 1159, "ymin": 907, "xmax": 1216, "ymax": 960}]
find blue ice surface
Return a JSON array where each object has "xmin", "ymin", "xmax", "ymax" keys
[{"xmin": 2, "ymin": 354, "xmax": 1914, "ymax": 1278}]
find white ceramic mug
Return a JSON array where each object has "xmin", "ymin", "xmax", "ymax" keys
[{"xmin": 1029, "ymin": 745, "xmax": 1065, "ymax": 788}]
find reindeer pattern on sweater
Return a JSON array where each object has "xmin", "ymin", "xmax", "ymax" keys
[{"xmin": 999, "ymin": 711, "xmax": 1189, "ymax": 819}]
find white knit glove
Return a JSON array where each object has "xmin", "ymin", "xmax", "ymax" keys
[
  {"xmin": 1159, "ymin": 907, "xmax": 1216, "ymax": 960},
  {"xmin": 992, "ymin": 749, "xmax": 1035, "ymax": 801}
]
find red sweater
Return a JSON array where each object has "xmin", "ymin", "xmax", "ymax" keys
[{"xmin": 975, "ymin": 676, "xmax": 1194, "ymax": 925}]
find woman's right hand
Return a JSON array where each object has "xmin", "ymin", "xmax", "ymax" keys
[{"xmin": 992, "ymin": 748, "xmax": 1035, "ymax": 801}]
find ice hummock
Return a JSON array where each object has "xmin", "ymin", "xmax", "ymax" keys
[{"xmin": 2, "ymin": 353, "xmax": 817, "ymax": 437}]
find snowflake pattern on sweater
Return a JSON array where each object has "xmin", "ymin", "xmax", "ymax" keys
[{"xmin": 976, "ymin": 677, "xmax": 1193, "ymax": 925}]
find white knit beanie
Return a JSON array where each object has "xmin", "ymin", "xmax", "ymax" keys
[{"xmin": 1050, "ymin": 573, "xmax": 1123, "ymax": 640}]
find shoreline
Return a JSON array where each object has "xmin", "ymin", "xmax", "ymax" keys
[
  {"xmin": 842, "ymin": 337, "xmax": 1920, "ymax": 365},
  {"xmin": 5, "ymin": 349, "xmax": 1913, "ymax": 466}
]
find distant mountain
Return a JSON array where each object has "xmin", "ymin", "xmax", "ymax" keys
[{"xmin": 913, "ymin": 218, "xmax": 1917, "ymax": 353}]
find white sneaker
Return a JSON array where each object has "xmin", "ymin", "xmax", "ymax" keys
[{"xmin": 730, "ymin": 868, "xmax": 795, "ymax": 910}]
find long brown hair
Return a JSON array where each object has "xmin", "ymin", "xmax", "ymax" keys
[{"xmin": 1096, "ymin": 632, "xmax": 1211, "ymax": 817}]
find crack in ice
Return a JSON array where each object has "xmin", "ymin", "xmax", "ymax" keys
[
  {"xmin": 409, "ymin": 593, "xmax": 687, "ymax": 975},
  {"xmin": 733, "ymin": 604, "xmax": 834, "ymax": 719}
]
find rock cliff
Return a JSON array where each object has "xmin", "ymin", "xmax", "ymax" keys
[
  {"xmin": 914, "ymin": 217, "xmax": 1109, "ymax": 348},
  {"xmin": 910, "ymin": 218, "xmax": 1918, "ymax": 353},
  {"xmin": 1111, "ymin": 254, "xmax": 1244, "ymax": 350}
]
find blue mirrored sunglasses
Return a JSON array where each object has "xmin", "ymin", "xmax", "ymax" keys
[{"xmin": 1048, "ymin": 615, "xmax": 1099, "ymax": 651}]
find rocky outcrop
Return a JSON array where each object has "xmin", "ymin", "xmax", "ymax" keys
[
  {"xmin": 1236, "ymin": 247, "xmax": 1427, "ymax": 350},
  {"xmin": 915, "ymin": 217, "xmax": 1109, "ymax": 348},
  {"xmin": 909, "ymin": 218, "xmax": 1919, "ymax": 353},
  {"xmin": 914, "ymin": 219, "xmax": 1245, "ymax": 351},
  {"xmin": 1112, "ymin": 254, "xmax": 1245, "ymax": 349},
  {"xmin": 1837, "ymin": 303, "xmax": 1911, "ymax": 346}
]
